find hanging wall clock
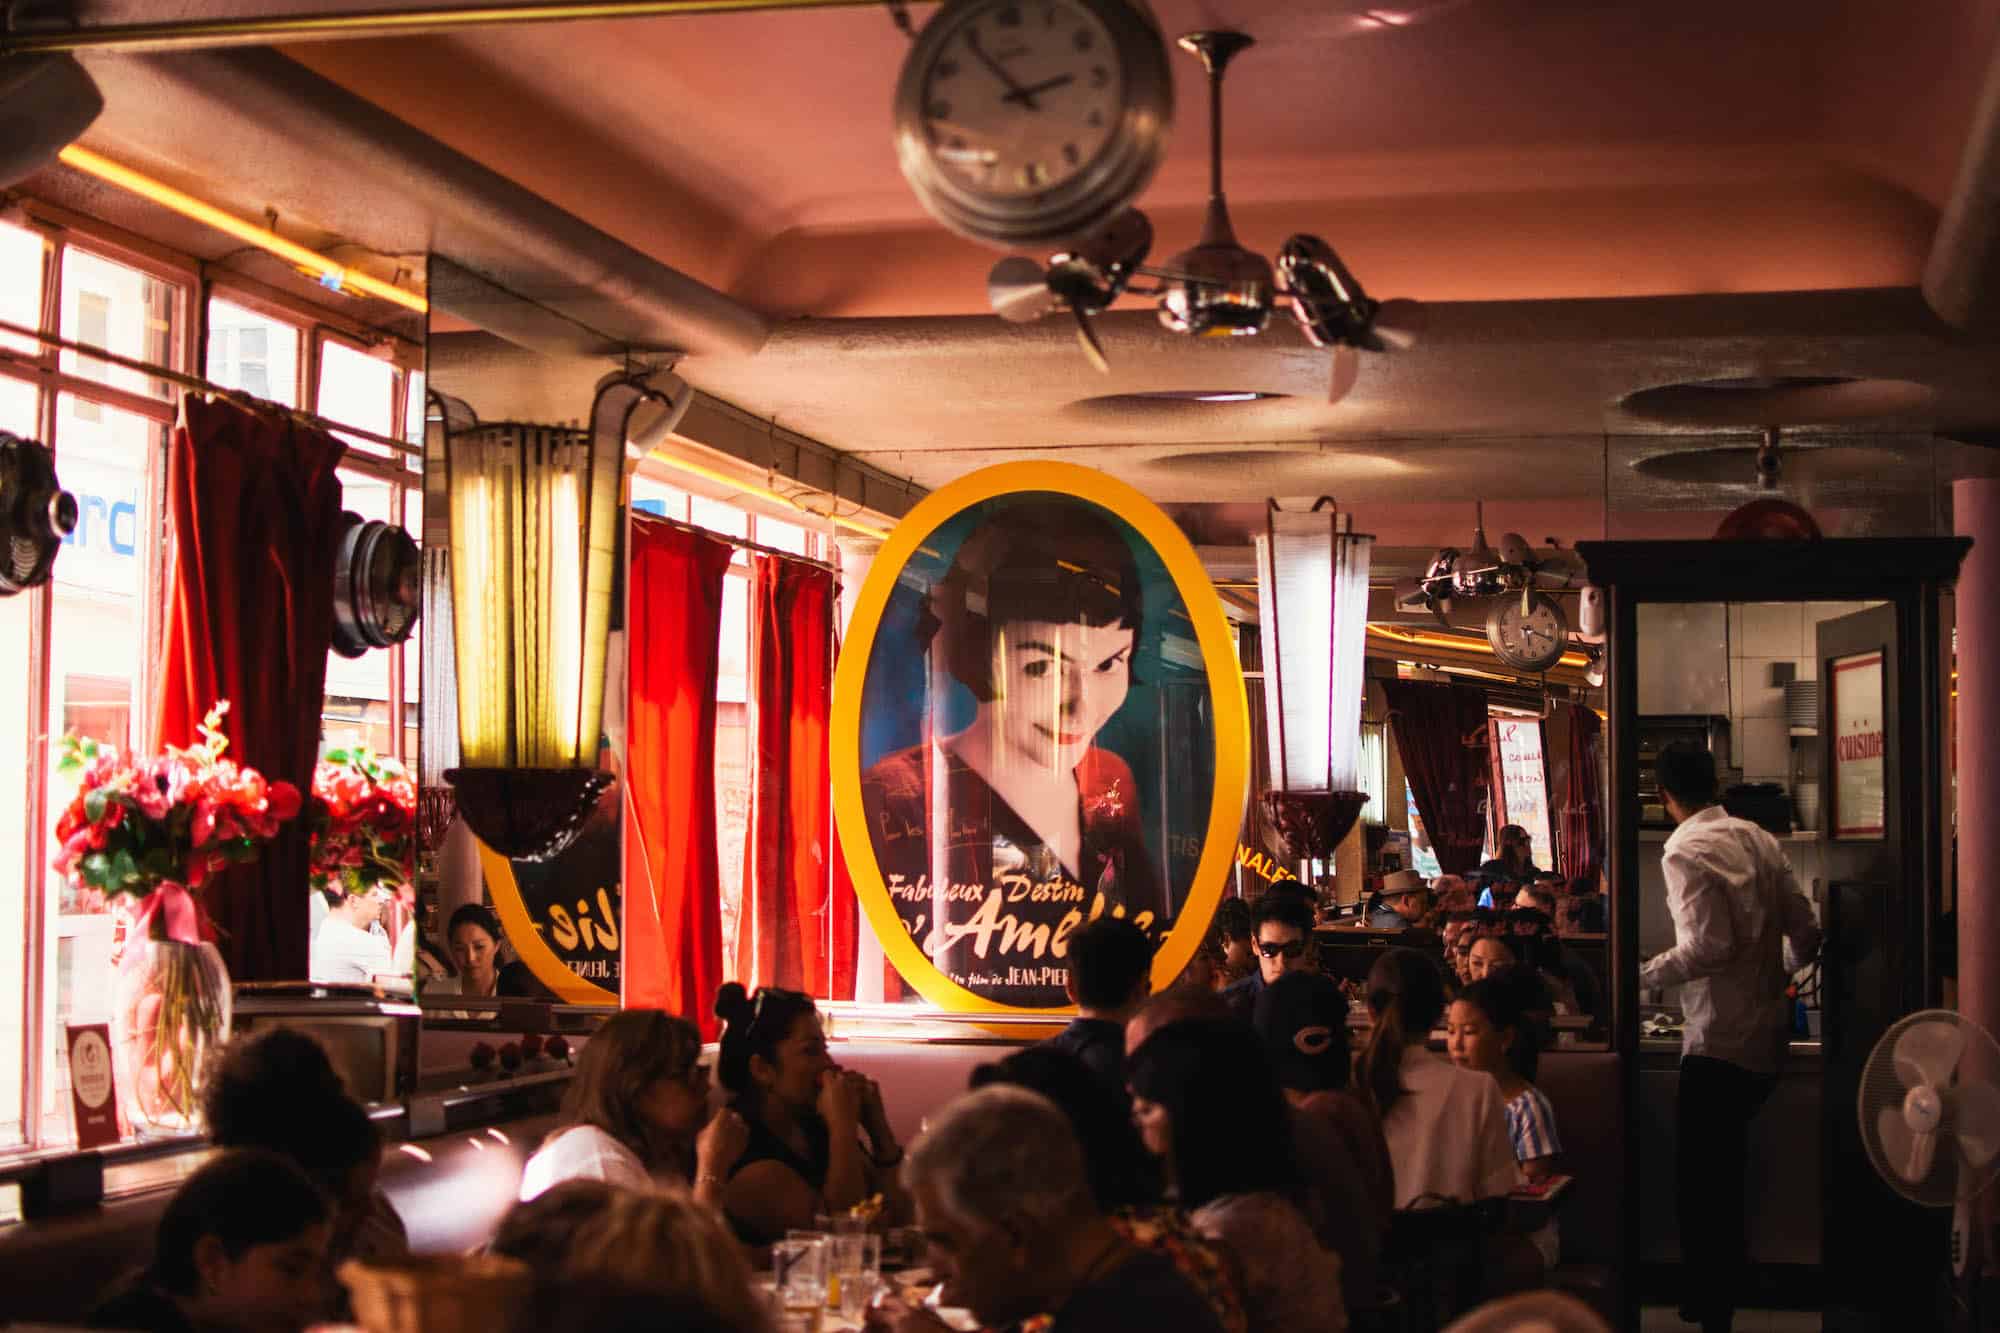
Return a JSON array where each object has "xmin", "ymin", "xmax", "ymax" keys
[
  {"xmin": 1486, "ymin": 590, "xmax": 1570, "ymax": 674},
  {"xmin": 893, "ymin": 0, "xmax": 1174, "ymax": 249}
]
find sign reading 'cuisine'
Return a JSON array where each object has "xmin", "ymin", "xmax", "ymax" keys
[{"xmin": 832, "ymin": 464, "xmax": 1250, "ymax": 1012}]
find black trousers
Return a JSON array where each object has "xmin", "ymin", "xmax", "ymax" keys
[{"xmin": 1676, "ymin": 1054, "xmax": 1777, "ymax": 1332}]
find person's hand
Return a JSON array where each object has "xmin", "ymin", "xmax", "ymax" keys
[
  {"xmin": 695, "ymin": 1107, "xmax": 750, "ymax": 1177},
  {"xmin": 819, "ymin": 1068, "xmax": 864, "ymax": 1131},
  {"xmin": 856, "ymin": 1072, "xmax": 893, "ymax": 1136},
  {"xmin": 861, "ymin": 1293, "xmax": 956, "ymax": 1333}
]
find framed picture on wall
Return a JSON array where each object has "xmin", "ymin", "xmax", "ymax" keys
[{"xmin": 1830, "ymin": 649, "xmax": 1886, "ymax": 840}]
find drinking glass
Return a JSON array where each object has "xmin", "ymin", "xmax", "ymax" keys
[
  {"xmin": 831, "ymin": 1232, "xmax": 882, "ymax": 1321},
  {"xmin": 772, "ymin": 1237, "xmax": 827, "ymax": 1323}
]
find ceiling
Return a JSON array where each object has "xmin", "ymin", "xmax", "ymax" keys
[{"xmin": 31, "ymin": 0, "xmax": 2000, "ymax": 542}]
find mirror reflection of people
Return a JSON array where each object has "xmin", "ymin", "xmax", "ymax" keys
[
  {"xmin": 1368, "ymin": 869, "xmax": 1432, "ymax": 929},
  {"xmin": 861, "ymin": 501, "xmax": 1162, "ymax": 1004},
  {"xmin": 437, "ymin": 903, "xmax": 552, "ymax": 998},
  {"xmin": 310, "ymin": 886, "xmax": 394, "ymax": 985}
]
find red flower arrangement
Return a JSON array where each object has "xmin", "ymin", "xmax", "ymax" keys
[
  {"xmin": 54, "ymin": 701, "xmax": 302, "ymax": 937},
  {"xmin": 308, "ymin": 747, "xmax": 416, "ymax": 899}
]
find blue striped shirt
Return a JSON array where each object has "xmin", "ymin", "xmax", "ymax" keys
[{"xmin": 1505, "ymin": 1085, "xmax": 1562, "ymax": 1164}]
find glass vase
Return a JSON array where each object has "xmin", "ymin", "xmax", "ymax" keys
[{"xmin": 109, "ymin": 934, "xmax": 232, "ymax": 1136}]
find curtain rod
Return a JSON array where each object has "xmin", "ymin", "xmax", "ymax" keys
[
  {"xmin": 632, "ymin": 507, "xmax": 839, "ymax": 577},
  {"xmin": 0, "ymin": 314, "xmax": 421, "ymax": 459}
]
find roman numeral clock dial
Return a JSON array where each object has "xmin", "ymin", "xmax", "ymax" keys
[{"xmin": 894, "ymin": 0, "xmax": 1173, "ymax": 249}]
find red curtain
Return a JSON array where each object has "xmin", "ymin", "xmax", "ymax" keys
[
  {"xmin": 738, "ymin": 554, "xmax": 854, "ymax": 998},
  {"xmin": 154, "ymin": 396, "xmax": 345, "ymax": 980},
  {"xmin": 1557, "ymin": 703, "xmax": 1604, "ymax": 885},
  {"xmin": 1382, "ymin": 679, "xmax": 1492, "ymax": 876},
  {"xmin": 624, "ymin": 517, "xmax": 733, "ymax": 1035}
]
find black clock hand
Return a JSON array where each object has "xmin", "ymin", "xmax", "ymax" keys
[
  {"xmin": 1003, "ymin": 73, "xmax": 1076, "ymax": 105},
  {"xmin": 966, "ymin": 27, "xmax": 1040, "ymax": 110}
]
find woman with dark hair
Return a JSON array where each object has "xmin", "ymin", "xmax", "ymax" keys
[
  {"xmin": 519, "ymin": 1009, "xmax": 747, "ymax": 1207},
  {"xmin": 91, "ymin": 1149, "xmax": 331, "ymax": 1333},
  {"xmin": 712, "ymin": 983, "xmax": 906, "ymax": 1246},
  {"xmin": 860, "ymin": 499, "xmax": 1162, "ymax": 1006},
  {"xmin": 1357, "ymin": 949, "xmax": 1517, "ymax": 1210},
  {"xmin": 439, "ymin": 903, "xmax": 552, "ymax": 998},
  {"xmin": 201, "ymin": 1028, "xmax": 407, "ymax": 1267},
  {"xmin": 1127, "ymin": 1018, "xmax": 1345, "ymax": 1333},
  {"xmin": 1476, "ymin": 825, "xmax": 1541, "ymax": 884}
]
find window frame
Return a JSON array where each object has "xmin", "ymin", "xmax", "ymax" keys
[{"xmin": 0, "ymin": 209, "xmax": 420, "ymax": 1157}]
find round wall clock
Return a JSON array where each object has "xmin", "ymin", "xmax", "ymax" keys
[
  {"xmin": 1486, "ymin": 591, "xmax": 1570, "ymax": 674},
  {"xmin": 893, "ymin": 0, "xmax": 1174, "ymax": 249}
]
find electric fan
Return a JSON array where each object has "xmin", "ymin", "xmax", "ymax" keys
[
  {"xmin": 1859, "ymin": 1010, "xmax": 2000, "ymax": 1210},
  {"xmin": 330, "ymin": 512, "xmax": 422, "ymax": 657},
  {"xmin": 0, "ymin": 430, "xmax": 78, "ymax": 596}
]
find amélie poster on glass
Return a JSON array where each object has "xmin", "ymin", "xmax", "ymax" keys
[{"xmin": 832, "ymin": 463, "xmax": 1250, "ymax": 1013}]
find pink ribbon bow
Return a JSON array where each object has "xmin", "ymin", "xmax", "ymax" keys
[{"xmin": 132, "ymin": 881, "xmax": 217, "ymax": 946}]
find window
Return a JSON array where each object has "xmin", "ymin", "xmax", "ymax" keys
[
  {"xmin": 626, "ymin": 468, "xmax": 831, "ymax": 980},
  {"xmin": 1405, "ymin": 780, "xmax": 1444, "ymax": 880},
  {"xmin": 0, "ymin": 216, "xmax": 420, "ymax": 1153},
  {"xmin": 1491, "ymin": 714, "xmax": 1554, "ymax": 872}
]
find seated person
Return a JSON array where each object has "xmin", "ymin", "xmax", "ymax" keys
[
  {"xmin": 519, "ymin": 1009, "xmax": 748, "ymax": 1210},
  {"xmin": 1252, "ymin": 971, "xmax": 1393, "ymax": 1313},
  {"xmin": 1476, "ymin": 825, "xmax": 1542, "ymax": 885},
  {"xmin": 491, "ymin": 1184, "xmax": 768, "ymax": 1333},
  {"xmin": 91, "ymin": 1149, "xmax": 330, "ymax": 1333},
  {"xmin": 714, "ymin": 983, "xmax": 907, "ymax": 1246},
  {"xmin": 201, "ymin": 1028, "xmax": 407, "ymax": 1266},
  {"xmin": 1211, "ymin": 897, "xmax": 1256, "ymax": 986},
  {"xmin": 310, "ymin": 886, "xmax": 394, "ymax": 984},
  {"xmin": 432, "ymin": 904, "xmax": 554, "ymax": 998},
  {"xmin": 1222, "ymin": 893, "xmax": 1317, "ymax": 1014},
  {"xmin": 1043, "ymin": 914, "xmax": 1154, "ymax": 1094},
  {"xmin": 1447, "ymin": 972, "xmax": 1563, "ymax": 1274},
  {"xmin": 1368, "ymin": 869, "xmax": 1432, "ymax": 929},
  {"xmin": 879, "ymin": 1085, "xmax": 1228, "ymax": 1333},
  {"xmin": 1466, "ymin": 932, "xmax": 1516, "ymax": 984},
  {"xmin": 969, "ymin": 1047, "xmax": 1246, "ymax": 1333},
  {"xmin": 1128, "ymin": 1018, "xmax": 1346, "ymax": 1333},
  {"xmin": 1429, "ymin": 875, "xmax": 1479, "ymax": 915},
  {"xmin": 1560, "ymin": 877, "xmax": 1607, "ymax": 934},
  {"xmin": 1358, "ymin": 949, "xmax": 1518, "ymax": 1210},
  {"xmin": 1513, "ymin": 884, "xmax": 1558, "ymax": 918}
]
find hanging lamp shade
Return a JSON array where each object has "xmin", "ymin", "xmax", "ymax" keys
[
  {"xmin": 442, "ymin": 419, "xmax": 619, "ymax": 859},
  {"xmin": 1253, "ymin": 497, "xmax": 1374, "ymax": 862}
]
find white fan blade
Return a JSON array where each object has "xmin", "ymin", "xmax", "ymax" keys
[
  {"xmin": 1327, "ymin": 343, "xmax": 1360, "ymax": 404},
  {"xmin": 1372, "ymin": 298, "xmax": 1424, "ymax": 352},
  {"xmin": 1072, "ymin": 308, "xmax": 1110, "ymax": 375},
  {"xmin": 989, "ymin": 257, "xmax": 1057, "ymax": 324},
  {"xmin": 1393, "ymin": 578, "xmax": 1429, "ymax": 611},
  {"xmin": 1954, "ymin": 1080, "xmax": 2000, "ymax": 1171},
  {"xmin": 1894, "ymin": 1020, "xmax": 1966, "ymax": 1091},
  {"xmin": 1880, "ymin": 1104, "xmax": 1937, "ymax": 1184}
]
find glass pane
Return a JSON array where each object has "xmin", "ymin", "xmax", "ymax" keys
[
  {"xmin": 0, "ymin": 377, "xmax": 38, "ymax": 1145},
  {"xmin": 59, "ymin": 248, "xmax": 178, "ymax": 400},
  {"xmin": 403, "ymin": 369, "xmax": 425, "ymax": 445},
  {"xmin": 0, "ymin": 221, "xmax": 45, "ymax": 356},
  {"xmin": 757, "ymin": 515, "xmax": 809, "ymax": 555},
  {"xmin": 690, "ymin": 493, "xmax": 748, "ymax": 541},
  {"xmin": 717, "ymin": 699, "xmax": 750, "ymax": 981},
  {"xmin": 205, "ymin": 299, "xmax": 300, "ymax": 408},
  {"xmin": 316, "ymin": 340, "xmax": 397, "ymax": 459},
  {"xmin": 43, "ymin": 394, "xmax": 165, "ymax": 1142},
  {"xmin": 1492, "ymin": 716, "xmax": 1554, "ymax": 872},
  {"xmin": 630, "ymin": 474, "xmax": 687, "ymax": 520},
  {"xmin": 323, "ymin": 469, "xmax": 394, "ymax": 756},
  {"xmin": 402, "ymin": 490, "xmax": 421, "ymax": 760},
  {"xmin": 717, "ymin": 570, "xmax": 749, "ymax": 705}
]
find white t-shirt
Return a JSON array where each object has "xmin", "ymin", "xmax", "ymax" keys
[
  {"xmin": 1380, "ymin": 1047, "xmax": 1519, "ymax": 1209},
  {"xmin": 312, "ymin": 916, "xmax": 394, "ymax": 984},
  {"xmin": 518, "ymin": 1124, "xmax": 654, "ymax": 1201}
]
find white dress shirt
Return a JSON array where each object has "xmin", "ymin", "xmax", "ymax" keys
[
  {"xmin": 1640, "ymin": 804, "xmax": 1822, "ymax": 1074},
  {"xmin": 1380, "ymin": 1047, "xmax": 1519, "ymax": 1209},
  {"xmin": 518, "ymin": 1124, "xmax": 654, "ymax": 1201},
  {"xmin": 311, "ymin": 916, "xmax": 394, "ymax": 984}
]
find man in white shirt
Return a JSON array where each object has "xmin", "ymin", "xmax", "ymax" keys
[
  {"xmin": 1641, "ymin": 742, "xmax": 1821, "ymax": 1333},
  {"xmin": 311, "ymin": 886, "xmax": 395, "ymax": 984}
]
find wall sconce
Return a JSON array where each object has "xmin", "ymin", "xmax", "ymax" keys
[
  {"xmin": 441, "ymin": 408, "xmax": 620, "ymax": 859},
  {"xmin": 1254, "ymin": 496, "xmax": 1375, "ymax": 863}
]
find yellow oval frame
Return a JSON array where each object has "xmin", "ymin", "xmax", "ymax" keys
[{"xmin": 830, "ymin": 462, "xmax": 1250, "ymax": 1015}]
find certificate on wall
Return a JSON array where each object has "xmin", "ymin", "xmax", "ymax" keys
[{"xmin": 1830, "ymin": 650, "xmax": 1886, "ymax": 840}]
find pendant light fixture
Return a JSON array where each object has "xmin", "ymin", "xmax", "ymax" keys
[{"xmin": 1254, "ymin": 496, "xmax": 1375, "ymax": 863}]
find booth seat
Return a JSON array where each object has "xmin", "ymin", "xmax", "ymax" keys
[
  {"xmin": 0, "ymin": 1113, "xmax": 558, "ymax": 1324},
  {"xmin": 1528, "ymin": 1051, "xmax": 1621, "ymax": 1312}
]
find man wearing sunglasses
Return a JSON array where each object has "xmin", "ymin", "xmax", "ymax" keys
[{"xmin": 1222, "ymin": 892, "xmax": 1317, "ymax": 1016}]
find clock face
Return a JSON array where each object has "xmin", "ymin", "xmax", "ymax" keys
[
  {"xmin": 1490, "ymin": 594, "xmax": 1568, "ymax": 671},
  {"xmin": 920, "ymin": 0, "xmax": 1125, "ymax": 200}
]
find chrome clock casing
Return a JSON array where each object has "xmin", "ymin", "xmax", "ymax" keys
[{"xmin": 893, "ymin": 0, "xmax": 1174, "ymax": 250}]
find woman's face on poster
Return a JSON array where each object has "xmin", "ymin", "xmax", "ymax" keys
[{"xmin": 990, "ymin": 617, "xmax": 1134, "ymax": 772}]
